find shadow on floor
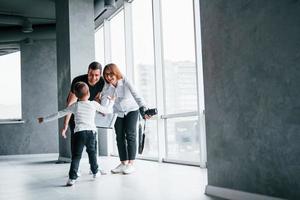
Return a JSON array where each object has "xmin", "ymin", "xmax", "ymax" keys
[{"xmin": 24, "ymin": 160, "xmax": 60, "ymax": 165}]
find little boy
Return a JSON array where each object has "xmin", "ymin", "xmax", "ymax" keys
[{"xmin": 38, "ymin": 81, "xmax": 114, "ymax": 186}]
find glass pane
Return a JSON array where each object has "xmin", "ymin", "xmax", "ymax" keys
[
  {"xmin": 161, "ymin": 0, "xmax": 198, "ymax": 114},
  {"xmin": 166, "ymin": 116, "xmax": 200, "ymax": 162},
  {"xmin": 132, "ymin": 0, "xmax": 158, "ymax": 158},
  {"xmin": 0, "ymin": 51, "xmax": 21, "ymax": 120},
  {"xmin": 110, "ymin": 10, "xmax": 126, "ymax": 74},
  {"xmin": 95, "ymin": 27, "xmax": 105, "ymax": 65}
]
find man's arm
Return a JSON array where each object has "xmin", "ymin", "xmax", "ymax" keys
[
  {"xmin": 94, "ymin": 92, "xmax": 101, "ymax": 103},
  {"xmin": 61, "ymin": 91, "xmax": 78, "ymax": 138}
]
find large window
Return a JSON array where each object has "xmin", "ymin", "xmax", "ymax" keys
[
  {"xmin": 161, "ymin": 0, "xmax": 200, "ymax": 163},
  {"xmin": 95, "ymin": 26, "xmax": 105, "ymax": 65},
  {"xmin": 161, "ymin": 0, "xmax": 197, "ymax": 114},
  {"xmin": 109, "ymin": 10, "xmax": 126, "ymax": 74},
  {"xmin": 95, "ymin": 0, "xmax": 205, "ymax": 166},
  {"xmin": 0, "ymin": 51, "xmax": 22, "ymax": 120},
  {"xmin": 132, "ymin": 0, "xmax": 158, "ymax": 159}
]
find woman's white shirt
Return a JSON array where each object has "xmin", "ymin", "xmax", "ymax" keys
[{"xmin": 101, "ymin": 76, "xmax": 146, "ymax": 117}]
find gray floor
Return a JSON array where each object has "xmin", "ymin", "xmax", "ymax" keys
[{"xmin": 0, "ymin": 154, "xmax": 217, "ymax": 200}]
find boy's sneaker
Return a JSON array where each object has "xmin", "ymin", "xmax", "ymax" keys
[
  {"xmin": 93, "ymin": 172, "xmax": 100, "ymax": 178},
  {"xmin": 93, "ymin": 174, "xmax": 97, "ymax": 178},
  {"xmin": 111, "ymin": 163, "xmax": 126, "ymax": 174},
  {"xmin": 66, "ymin": 179, "xmax": 76, "ymax": 186},
  {"xmin": 123, "ymin": 164, "xmax": 135, "ymax": 174}
]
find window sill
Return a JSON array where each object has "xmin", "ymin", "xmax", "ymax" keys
[{"xmin": 0, "ymin": 120, "xmax": 25, "ymax": 124}]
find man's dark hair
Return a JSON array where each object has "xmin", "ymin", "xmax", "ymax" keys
[
  {"xmin": 88, "ymin": 61, "xmax": 102, "ymax": 71},
  {"xmin": 74, "ymin": 82, "xmax": 89, "ymax": 99}
]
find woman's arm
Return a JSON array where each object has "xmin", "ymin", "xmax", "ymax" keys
[
  {"xmin": 124, "ymin": 78, "xmax": 152, "ymax": 119},
  {"xmin": 124, "ymin": 77, "xmax": 146, "ymax": 108}
]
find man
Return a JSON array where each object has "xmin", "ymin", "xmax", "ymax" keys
[{"xmin": 62, "ymin": 61, "xmax": 106, "ymax": 175}]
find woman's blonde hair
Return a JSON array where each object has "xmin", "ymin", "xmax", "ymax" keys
[{"xmin": 103, "ymin": 63, "xmax": 123, "ymax": 83}]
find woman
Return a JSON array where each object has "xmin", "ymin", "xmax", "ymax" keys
[{"xmin": 101, "ymin": 63, "xmax": 150, "ymax": 174}]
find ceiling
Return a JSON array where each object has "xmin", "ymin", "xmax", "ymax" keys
[
  {"xmin": 0, "ymin": 0, "xmax": 56, "ymax": 55},
  {"xmin": 0, "ymin": 0, "xmax": 55, "ymax": 26},
  {"xmin": 0, "ymin": 0, "xmax": 124, "ymax": 56}
]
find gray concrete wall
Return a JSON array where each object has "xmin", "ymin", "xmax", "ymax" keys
[
  {"xmin": 200, "ymin": 1, "xmax": 300, "ymax": 199},
  {"xmin": 0, "ymin": 39, "xmax": 58, "ymax": 155},
  {"xmin": 56, "ymin": 0, "xmax": 96, "ymax": 161},
  {"xmin": 69, "ymin": 0, "xmax": 96, "ymax": 78}
]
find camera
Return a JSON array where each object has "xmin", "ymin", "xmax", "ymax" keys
[
  {"xmin": 139, "ymin": 107, "xmax": 158, "ymax": 118},
  {"xmin": 145, "ymin": 108, "xmax": 158, "ymax": 116}
]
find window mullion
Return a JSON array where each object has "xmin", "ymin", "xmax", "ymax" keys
[{"xmin": 152, "ymin": 0, "xmax": 166, "ymax": 162}]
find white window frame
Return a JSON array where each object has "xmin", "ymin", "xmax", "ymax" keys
[{"xmin": 152, "ymin": 0, "xmax": 166, "ymax": 163}]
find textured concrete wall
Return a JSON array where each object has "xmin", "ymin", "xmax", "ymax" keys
[
  {"xmin": 69, "ymin": 0, "xmax": 96, "ymax": 78},
  {"xmin": 200, "ymin": 1, "xmax": 300, "ymax": 199},
  {"xmin": 0, "ymin": 39, "xmax": 58, "ymax": 155}
]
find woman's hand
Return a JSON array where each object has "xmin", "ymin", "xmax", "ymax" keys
[
  {"xmin": 139, "ymin": 107, "xmax": 157, "ymax": 120},
  {"xmin": 144, "ymin": 114, "xmax": 151, "ymax": 120},
  {"xmin": 107, "ymin": 95, "xmax": 116, "ymax": 101}
]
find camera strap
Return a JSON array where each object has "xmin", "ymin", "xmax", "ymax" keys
[
  {"xmin": 143, "ymin": 119, "xmax": 146, "ymax": 134},
  {"xmin": 138, "ymin": 115, "xmax": 146, "ymax": 134},
  {"xmin": 138, "ymin": 116, "xmax": 146, "ymax": 154}
]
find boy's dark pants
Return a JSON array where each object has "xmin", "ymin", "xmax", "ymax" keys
[
  {"xmin": 69, "ymin": 130, "xmax": 98, "ymax": 180},
  {"xmin": 70, "ymin": 117, "xmax": 98, "ymax": 156}
]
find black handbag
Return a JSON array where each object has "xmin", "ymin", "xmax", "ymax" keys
[{"xmin": 138, "ymin": 118, "xmax": 146, "ymax": 154}]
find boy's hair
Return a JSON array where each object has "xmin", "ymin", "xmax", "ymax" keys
[
  {"xmin": 74, "ymin": 82, "xmax": 89, "ymax": 99},
  {"xmin": 88, "ymin": 61, "xmax": 102, "ymax": 71}
]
